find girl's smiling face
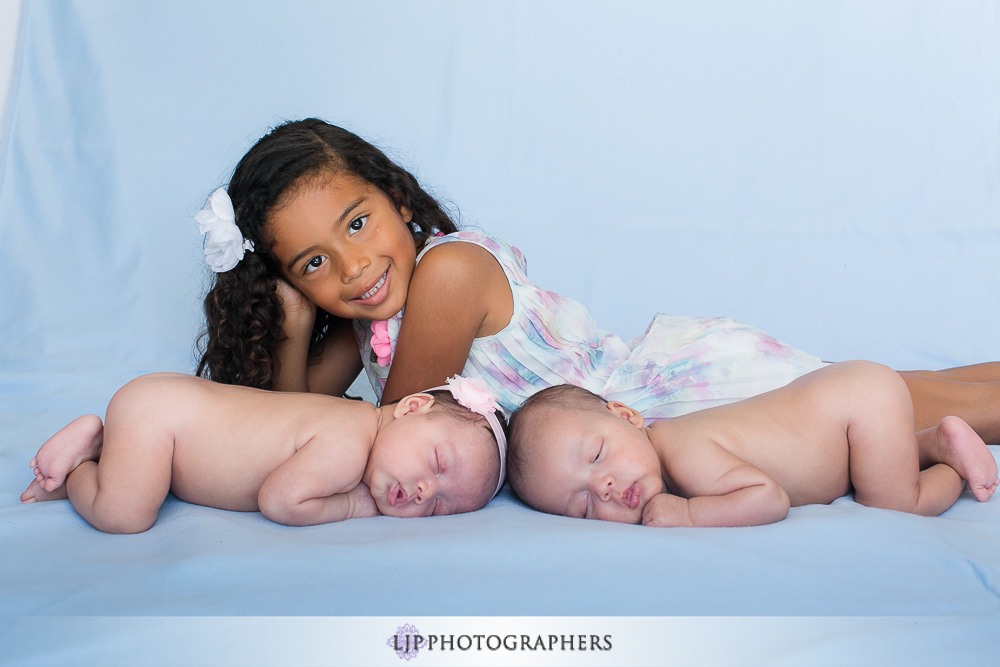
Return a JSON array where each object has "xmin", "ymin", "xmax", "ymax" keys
[
  {"xmin": 364, "ymin": 393, "xmax": 500, "ymax": 518},
  {"xmin": 269, "ymin": 172, "xmax": 418, "ymax": 322},
  {"xmin": 517, "ymin": 401, "xmax": 664, "ymax": 524}
]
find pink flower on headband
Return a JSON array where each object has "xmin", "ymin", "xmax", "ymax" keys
[
  {"xmin": 442, "ymin": 375, "xmax": 499, "ymax": 416},
  {"xmin": 429, "ymin": 375, "xmax": 507, "ymax": 500},
  {"xmin": 371, "ymin": 320, "xmax": 393, "ymax": 367}
]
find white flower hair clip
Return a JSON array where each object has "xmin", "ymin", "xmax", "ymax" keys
[
  {"xmin": 429, "ymin": 375, "xmax": 507, "ymax": 499},
  {"xmin": 195, "ymin": 187, "xmax": 254, "ymax": 273}
]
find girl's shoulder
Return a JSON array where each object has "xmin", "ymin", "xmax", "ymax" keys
[{"xmin": 418, "ymin": 229, "xmax": 528, "ymax": 276}]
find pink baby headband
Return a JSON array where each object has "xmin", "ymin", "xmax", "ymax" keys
[{"xmin": 429, "ymin": 376, "xmax": 507, "ymax": 499}]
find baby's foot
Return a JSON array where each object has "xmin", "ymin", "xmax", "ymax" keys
[
  {"xmin": 936, "ymin": 416, "xmax": 999, "ymax": 502},
  {"xmin": 26, "ymin": 414, "xmax": 104, "ymax": 494},
  {"xmin": 20, "ymin": 478, "xmax": 70, "ymax": 503}
]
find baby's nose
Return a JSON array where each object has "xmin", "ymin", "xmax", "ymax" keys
[{"xmin": 415, "ymin": 479, "xmax": 438, "ymax": 503}]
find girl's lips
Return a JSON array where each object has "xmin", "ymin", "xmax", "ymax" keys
[
  {"xmin": 387, "ymin": 482, "xmax": 408, "ymax": 506},
  {"xmin": 351, "ymin": 268, "xmax": 390, "ymax": 307},
  {"xmin": 622, "ymin": 482, "xmax": 642, "ymax": 509}
]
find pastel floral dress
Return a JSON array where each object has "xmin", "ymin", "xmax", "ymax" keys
[{"xmin": 354, "ymin": 230, "xmax": 827, "ymax": 418}]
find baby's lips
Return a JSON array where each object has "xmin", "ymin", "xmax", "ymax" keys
[
  {"xmin": 623, "ymin": 482, "xmax": 642, "ymax": 509},
  {"xmin": 387, "ymin": 482, "xmax": 408, "ymax": 506}
]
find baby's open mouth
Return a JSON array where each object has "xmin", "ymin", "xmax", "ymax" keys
[{"xmin": 387, "ymin": 482, "xmax": 408, "ymax": 506}]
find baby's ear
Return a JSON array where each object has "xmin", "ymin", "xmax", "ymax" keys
[
  {"xmin": 393, "ymin": 392, "xmax": 435, "ymax": 418},
  {"xmin": 606, "ymin": 401, "xmax": 644, "ymax": 428}
]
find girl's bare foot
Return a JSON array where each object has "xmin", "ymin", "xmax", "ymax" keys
[
  {"xmin": 934, "ymin": 416, "xmax": 999, "ymax": 501},
  {"xmin": 25, "ymin": 414, "xmax": 104, "ymax": 495}
]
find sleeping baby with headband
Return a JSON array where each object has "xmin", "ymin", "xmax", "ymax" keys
[{"xmin": 21, "ymin": 374, "xmax": 507, "ymax": 533}]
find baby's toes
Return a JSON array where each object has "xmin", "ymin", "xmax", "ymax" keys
[{"xmin": 41, "ymin": 476, "xmax": 64, "ymax": 492}]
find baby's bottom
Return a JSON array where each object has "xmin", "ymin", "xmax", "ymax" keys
[
  {"xmin": 839, "ymin": 363, "xmax": 998, "ymax": 515},
  {"xmin": 21, "ymin": 375, "xmax": 179, "ymax": 533}
]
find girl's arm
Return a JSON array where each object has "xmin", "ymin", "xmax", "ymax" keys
[
  {"xmin": 381, "ymin": 242, "xmax": 513, "ymax": 403},
  {"xmin": 273, "ymin": 280, "xmax": 364, "ymax": 396},
  {"xmin": 256, "ymin": 432, "xmax": 377, "ymax": 525},
  {"xmin": 642, "ymin": 435, "xmax": 790, "ymax": 527},
  {"xmin": 272, "ymin": 279, "xmax": 316, "ymax": 392}
]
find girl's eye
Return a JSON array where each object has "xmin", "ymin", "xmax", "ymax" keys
[
  {"xmin": 434, "ymin": 449, "xmax": 443, "ymax": 475},
  {"xmin": 592, "ymin": 443, "xmax": 603, "ymax": 464},
  {"xmin": 303, "ymin": 256, "xmax": 326, "ymax": 275},
  {"xmin": 348, "ymin": 215, "xmax": 368, "ymax": 235}
]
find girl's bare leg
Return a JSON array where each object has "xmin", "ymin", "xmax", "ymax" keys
[
  {"xmin": 902, "ymin": 362, "xmax": 1000, "ymax": 382},
  {"xmin": 899, "ymin": 372, "xmax": 1000, "ymax": 444}
]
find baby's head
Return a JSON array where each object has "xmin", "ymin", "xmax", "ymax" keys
[
  {"xmin": 196, "ymin": 118, "xmax": 458, "ymax": 387},
  {"xmin": 365, "ymin": 376, "xmax": 508, "ymax": 518},
  {"xmin": 508, "ymin": 384, "xmax": 664, "ymax": 524}
]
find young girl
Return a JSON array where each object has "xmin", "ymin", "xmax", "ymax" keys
[
  {"xmin": 196, "ymin": 118, "xmax": 1000, "ymax": 443},
  {"xmin": 20, "ymin": 374, "xmax": 507, "ymax": 533}
]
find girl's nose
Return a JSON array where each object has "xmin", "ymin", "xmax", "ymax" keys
[{"xmin": 336, "ymin": 245, "xmax": 369, "ymax": 282}]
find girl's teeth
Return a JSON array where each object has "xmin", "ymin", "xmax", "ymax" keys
[{"xmin": 360, "ymin": 272, "xmax": 387, "ymax": 299}]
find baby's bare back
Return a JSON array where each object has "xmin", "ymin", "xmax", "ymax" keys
[
  {"xmin": 137, "ymin": 374, "xmax": 377, "ymax": 511},
  {"xmin": 650, "ymin": 363, "xmax": 893, "ymax": 506}
]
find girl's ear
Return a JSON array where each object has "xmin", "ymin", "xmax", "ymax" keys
[
  {"xmin": 605, "ymin": 401, "xmax": 645, "ymax": 429},
  {"xmin": 389, "ymin": 190, "xmax": 412, "ymax": 223},
  {"xmin": 392, "ymin": 393, "xmax": 435, "ymax": 418}
]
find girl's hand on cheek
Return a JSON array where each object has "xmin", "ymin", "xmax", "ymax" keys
[{"xmin": 276, "ymin": 279, "xmax": 317, "ymax": 332}]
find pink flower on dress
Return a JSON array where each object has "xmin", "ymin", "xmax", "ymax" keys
[{"xmin": 371, "ymin": 320, "xmax": 393, "ymax": 367}]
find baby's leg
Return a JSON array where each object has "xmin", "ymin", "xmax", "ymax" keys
[
  {"xmin": 844, "ymin": 363, "xmax": 967, "ymax": 516},
  {"xmin": 30, "ymin": 377, "xmax": 177, "ymax": 533},
  {"xmin": 916, "ymin": 416, "xmax": 998, "ymax": 502},
  {"xmin": 21, "ymin": 414, "xmax": 104, "ymax": 501}
]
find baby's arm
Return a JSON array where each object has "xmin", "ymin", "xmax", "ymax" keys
[
  {"xmin": 257, "ymin": 428, "xmax": 377, "ymax": 526},
  {"xmin": 642, "ymin": 427, "xmax": 790, "ymax": 527}
]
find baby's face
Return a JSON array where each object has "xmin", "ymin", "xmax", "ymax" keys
[
  {"xmin": 364, "ymin": 408, "xmax": 498, "ymax": 518},
  {"xmin": 517, "ymin": 402, "xmax": 664, "ymax": 524}
]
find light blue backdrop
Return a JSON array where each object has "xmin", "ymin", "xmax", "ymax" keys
[
  {"xmin": 1, "ymin": 2, "xmax": 999, "ymax": 663},
  {"xmin": 1, "ymin": 0, "xmax": 997, "ymax": 395}
]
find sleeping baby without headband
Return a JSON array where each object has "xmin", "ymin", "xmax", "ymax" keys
[{"xmin": 429, "ymin": 376, "xmax": 507, "ymax": 499}]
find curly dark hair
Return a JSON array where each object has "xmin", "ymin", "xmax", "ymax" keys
[{"xmin": 195, "ymin": 118, "xmax": 458, "ymax": 388}]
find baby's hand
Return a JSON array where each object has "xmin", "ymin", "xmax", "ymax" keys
[
  {"xmin": 348, "ymin": 481, "xmax": 379, "ymax": 519},
  {"xmin": 641, "ymin": 493, "xmax": 693, "ymax": 527}
]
